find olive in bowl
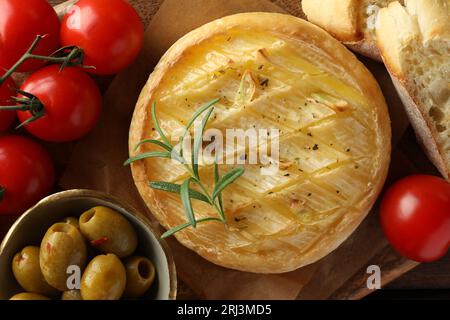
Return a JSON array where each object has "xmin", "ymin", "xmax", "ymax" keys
[
  {"xmin": 12, "ymin": 246, "xmax": 58, "ymax": 296},
  {"xmin": 0, "ymin": 189, "xmax": 176, "ymax": 300},
  {"xmin": 40, "ymin": 223, "xmax": 87, "ymax": 291},
  {"xmin": 123, "ymin": 256, "xmax": 156, "ymax": 298},
  {"xmin": 80, "ymin": 254, "xmax": 127, "ymax": 300},
  {"xmin": 10, "ymin": 292, "xmax": 50, "ymax": 300},
  {"xmin": 79, "ymin": 206, "xmax": 138, "ymax": 258},
  {"xmin": 61, "ymin": 290, "xmax": 82, "ymax": 300},
  {"xmin": 60, "ymin": 217, "xmax": 79, "ymax": 229}
]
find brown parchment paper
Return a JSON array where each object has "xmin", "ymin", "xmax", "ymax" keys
[{"xmin": 60, "ymin": 0, "xmax": 412, "ymax": 299}]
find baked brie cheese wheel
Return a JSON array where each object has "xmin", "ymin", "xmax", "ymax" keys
[{"xmin": 129, "ymin": 13, "xmax": 391, "ymax": 273}]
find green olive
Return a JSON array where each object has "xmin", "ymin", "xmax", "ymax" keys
[
  {"xmin": 12, "ymin": 246, "xmax": 58, "ymax": 296},
  {"xmin": 10, "ymin": 292, "xmax": 49, "ymax": 300},
  {"xmin": 40, "ymin": 223, "xmax": 87, "ymax": 291},
  {"xmin": 123, "ymin": 256, "xmax": 155, "ymax": 298},
  {"xmin": 61, "ymin": 217, "xmax": 79, "ymax": 229},
  {"xmin": 61, "ymin": 290, "xmax": 82, "ymax": 300},
  {"xmin": 79, "ymin": 206, "xmax": 137, "ymax": 258},
  {"xmin": 80, "ymin": 254, "xmax": 126, "ymax": 300}
]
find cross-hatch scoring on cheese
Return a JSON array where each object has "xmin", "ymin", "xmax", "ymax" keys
[{"xmin": 131, "ymin": 17, "xmax": 389, "ymax": 273}]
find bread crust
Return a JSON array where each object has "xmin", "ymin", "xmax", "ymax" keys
[
  {"xmin": 346, "ymin": 40, "xmax": 382, "ymax": 61},
  {"xmin": 129, "ymin": 12, "xmax": 391, "ymax": 273},
  {"xmin": 391, "ymin": 75, "xmax": 449, "ymax": 178},
  {"xmin": 302, "ymin": 0, "xmax": 361, "ymax": 42}
]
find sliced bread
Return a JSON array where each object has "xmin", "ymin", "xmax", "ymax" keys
[
  {"xmin": 377, "ymin": 0, "xmax": 450, "ymax": 179},
  {"xmin": 302, "ymin": 0, "xmax": 403, "ymax": 60}
]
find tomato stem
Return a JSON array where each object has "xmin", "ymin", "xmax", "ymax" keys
[
  {"xmin": 0, "ymin": 186, "xmax": 4, "ymax": 202},
  {"xmin": 0, "ymin": 89, "xmax": 45, "ymax": 128},
  {"xmin": 0, "ymin": 35, "xmax": 88, "ymax": 85},
  {"xmin": 0, "ymin": 35, "xmax": 42, "ymax": 85}
]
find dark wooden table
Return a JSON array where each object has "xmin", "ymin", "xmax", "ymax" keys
[{"xmin": 381, "ymin": 252, "xmax": 450, "ymax": 295}]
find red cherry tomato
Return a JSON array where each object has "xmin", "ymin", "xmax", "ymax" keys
[
  {"xmin": 0, "ymin": 77, "xmax": 16, "ymax": 132},
  {"xmin": 0, "ymin": 135, "xmax": 55, "ymax": 215},
  {"xmin": 0, "ymin": 0, "xmax": 60, "ymax": 72},
  {"xmin": 17, "ymin": 65, "xmax": 102, "ymax": 142},
  {"xmin": 60, "ymin": 0, "xmax": 144, "ymax": 75},
  {"xmin": 380, "ymin": 174, "xmax": 450, "ymax": 262}
]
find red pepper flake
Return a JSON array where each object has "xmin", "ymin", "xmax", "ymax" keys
[{"xmin": 90, "ymin": 236, "xmax": 108, "ymax": 246}]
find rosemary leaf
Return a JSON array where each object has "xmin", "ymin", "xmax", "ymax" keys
[
  {"xmin": 151, "ymin": 101, "xmax": 171, "ymax": 147},
  {"xmin": 149, "ymin": 181, "xmax": 210, "ymax": 204},
  {"xmin": 123, "ymin": 151, "xmax": 171, "ymax": 166},
  {"xmin": 185, "ymin": 98, "xmax": 220, "ymax": 132},
  {"xmin": 180, "ymin": 98, "xmax": 220, "ymax": 156},
  {"xmin": 161, "ymin": 221, "xmax": 192, "ymax": 239},
  {"xmin": 181, "ymin": 178, "xmax": 196, "ymax": 227},
  {"xmin": 212, "ymin": 167, "xmax": 245, "ymax": 200},
  {"xmin": 214, "ymin": 160, "xmax": 224, "ymax": 216},
  {"xmin": 134, "ymin": 139, "xmax": 172, "ymax": 152},
  {"xmin": 214, "ymin": 161, "xmax": 220, "ymax": 184},
  {"xmin": 161, "ymin": 217, "xmax": 223, "ymax": 239},
  {"xmin": 192, "ymin": 107, "xmax": 215, "ymax": 178}
]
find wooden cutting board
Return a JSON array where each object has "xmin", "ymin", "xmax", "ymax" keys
[{"xmin": 45, "ymin": 0, "xmax": 433, "ymax": 299}]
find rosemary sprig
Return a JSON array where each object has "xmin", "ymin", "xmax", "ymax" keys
[{"xmin": 124, "ymin": 98, "xmax": 245, "ymax": 238}]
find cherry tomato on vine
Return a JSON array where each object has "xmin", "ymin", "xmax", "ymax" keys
[
  {"xmin": 60, "ymin": 0, "xmax": 144, "ymax": 75},
  {"xmin": 16, "ymin": 65, "xmax": 102, "ymax": 142},
  {"xmin": 0, "ymin": 77, "xmax": 16, "ymax": 132},
  {"xmin": 0, "ymin": 0, "xmax": 60, "ymax": 72},
  {"xmin": 380, "ymin": 175, "xmax": 450, "ymax": 262},
  {"xmin": 0, "ymin": 135, "xmax": 55, "ymax": 215}
]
